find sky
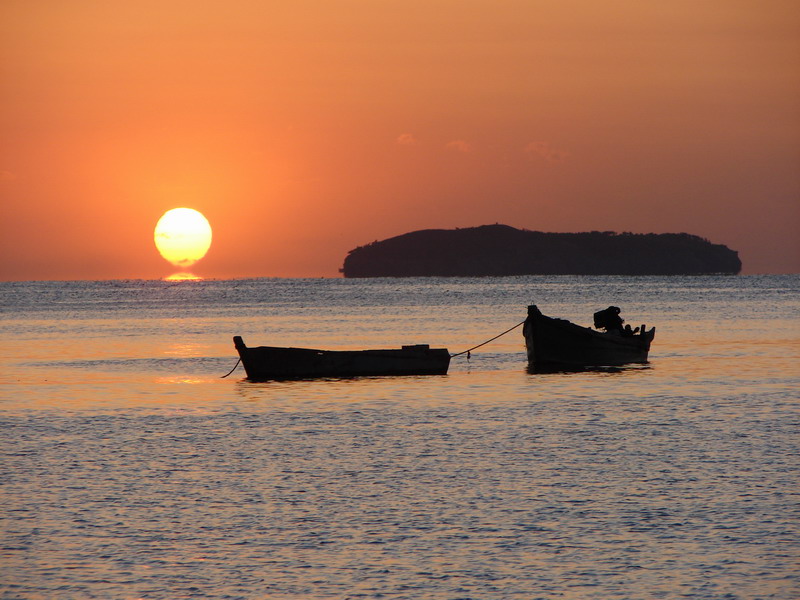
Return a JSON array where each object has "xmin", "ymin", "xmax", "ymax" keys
[{"xmin": 1, "ymin": 0, "xmax": 798, "ymax": 279}]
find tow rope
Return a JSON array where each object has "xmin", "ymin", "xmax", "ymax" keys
[
  {"xmin": 220, "ymin": 357, "xmax": 241, "ymax": 378},
  {"xmin": 450, "ymin": 320, "xmax": 526, "ymax": 358}
]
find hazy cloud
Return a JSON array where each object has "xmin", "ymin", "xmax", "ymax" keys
[
  {"xmin": 524, "ymin": 141, "xmax": 570, "ymax": 163},
  {"xmin": 446, "ymin": 140, "xmax": 472, "ymax": 153},
  {"xmin": 396, "ymin": 133, "xmax": 418, "ymax": 146}
]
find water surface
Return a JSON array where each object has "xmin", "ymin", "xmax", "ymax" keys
[{"xmin": 1, "ymin": 276, "xmax": 798, "ymax": 599}]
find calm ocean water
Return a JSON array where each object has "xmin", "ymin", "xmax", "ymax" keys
[{"xmin": 1, "ymin": 275, "xmax": 798, "ymax": 599}]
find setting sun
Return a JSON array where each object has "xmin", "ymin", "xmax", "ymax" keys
[{"xmin": 154, "ymin": 208, "xmax": 212, "ymax": 269}]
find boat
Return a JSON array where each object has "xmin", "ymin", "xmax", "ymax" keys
[
  {"xmin": 233, "ymin": 336, "xmax": 451, "ymax": 380},
  {"xmin": 523, "ymin": 305, "xmax": 655, "ymax": 367}
]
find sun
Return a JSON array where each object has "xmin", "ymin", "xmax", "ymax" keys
[{"xmin": 154, "ymin": 208, "xmax": 212, "ymax": 269}]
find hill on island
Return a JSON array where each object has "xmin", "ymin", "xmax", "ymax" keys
[{"xmin": 340, "ymin": 225, "xmax": 742, "ymax": 277}]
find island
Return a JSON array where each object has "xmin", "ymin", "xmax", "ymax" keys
[{"xmin": 340, "ymin": 225, "xmax": 741, "ymax": 277}]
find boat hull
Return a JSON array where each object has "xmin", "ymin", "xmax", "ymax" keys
[
  {"xmin": 523, "ymin": 305, "xmax": 655, "ymax": 367},
  {"xmin": 234, "ymin": 336, "xmax": 451, "ymax": 380}
]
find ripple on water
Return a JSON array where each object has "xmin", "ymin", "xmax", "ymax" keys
[{"xmin": 2, "ymin": 395, "xmax": 798, "ymax": 599}]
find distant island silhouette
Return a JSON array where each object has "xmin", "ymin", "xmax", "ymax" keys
[{"xmin": 341, "ymin": 225, "xmax": 742, "ymax": 277}]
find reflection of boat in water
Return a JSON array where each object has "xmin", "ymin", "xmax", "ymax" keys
[
  {"xmin": 523, "ymin": 305, "xmax": 655, "ymax": 367},
  {"xmin": 526, "ymin": 363, "xmax": 651, "ymax": 374},
  {"xmin": 233, "ymin": 336, "xmax": 450, "ymax": 380}
]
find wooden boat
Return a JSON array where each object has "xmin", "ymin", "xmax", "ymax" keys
[
  {"xmin": 233, "ymin": 336, "xmax": 451, "ymax": 380},
  {"xmin": 523, "ymin": 305, "xmax": 655, "ymax": 367}
]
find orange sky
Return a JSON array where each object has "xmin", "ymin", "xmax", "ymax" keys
[{"xmin": 2, "ymin": 0, "xmax": 798, "ymax": 279}]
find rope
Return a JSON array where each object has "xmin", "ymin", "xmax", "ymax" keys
[
  {"xmin": 221, "ymin": 357, "xmax": 241, "ymax": 378},
  {"xmin": 450, "ymin": 320, "xmax": 526, "ymax": 358}
]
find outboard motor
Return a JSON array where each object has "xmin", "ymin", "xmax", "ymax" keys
[{"xmin": 593, "ymin": 306, "xmax": 623, "ymax": 332}]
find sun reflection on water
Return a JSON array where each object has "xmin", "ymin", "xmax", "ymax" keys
[
  {"xmin": 154, "ymin": 376, "xmax": 208, "ymax": 385},
  {"xmin": 164, "ymin": 272, "xmax": 202, "ymax": 281}
]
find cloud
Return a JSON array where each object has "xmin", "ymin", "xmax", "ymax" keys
[
  {"xmin": 524, "ymin": 141, "xmax": 570, "ymax": 163},
  {"xmin": 0, "ymin": 170, "xmax": 16, "ymax": 181},
  {"xmin": 446, "ymin": 140, "xmax": 472, "ymax": 153},
  {"xmin": 396, "ymin": 133, "xmax": 418, "ymax": 146}
]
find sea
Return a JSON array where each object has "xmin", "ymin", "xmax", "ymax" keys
[{"xmin": 1, "ymin": 275, "xmax": 798, "ymax": 600}]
